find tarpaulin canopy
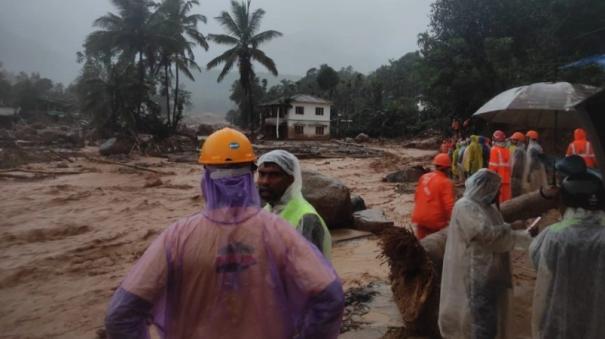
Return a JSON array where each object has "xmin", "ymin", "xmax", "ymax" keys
[{"xmin": 560, "ymin": 54, "xmax": 605, "ymax": 69}]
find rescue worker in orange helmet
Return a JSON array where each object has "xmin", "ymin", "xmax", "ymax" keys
[
  {"xmin": 508, "ymin": 132, "xmax": 525, "ymax": 155},
  {"xmin": 566, "ymin": 128, "xmax": 597, "ymax": 168},
  {"xmin": 411, "ymin": 153, "xmax": 456, "ymax": 239},
  {"xmin": 524, "ymin": 130, "xmax": 548, "ymax": 193},
  {"xmin": 509, "ymin": 132, "xmax": 527, "ymax": 198},
  {"xmin": 489, "ymin": 130, "xmax": 512, "ymax": 202},
  {"xmin": 105, "ymin": 128, "xmax": 345, "ymax": 339},
  {"xmin": 526, "ymin": 130, "xmax": 539, "ymax": 141}
]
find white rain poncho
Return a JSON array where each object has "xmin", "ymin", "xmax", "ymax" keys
[
  {"xmin": 439, "ymin": 169, "xmax": 532, "ymax": 339},
  {"xmin": 510, "ymin": 143, "xmax": 526, "ymax": 198},
  {"xmin": 530, "ymin": 208, "xmax": 605, "ymax": 339},
  {"xmin": 257, "ymin": 150, "xmax": 332, "ymax": 259},
  {"xmin": 523, "ymin": 140, "xmax": 548, "ymax": 193}
]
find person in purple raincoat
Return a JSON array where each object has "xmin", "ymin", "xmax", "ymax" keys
[{"xmin": 105, "ymin": 128, "xmax": 344, "ymax": 339}]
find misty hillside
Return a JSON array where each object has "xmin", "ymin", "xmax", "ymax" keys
[{"xmin": 182, "ymin": 70, "xmax": 300, "ymax": 117}]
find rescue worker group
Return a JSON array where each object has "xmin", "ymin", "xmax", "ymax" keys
[{"xmin": 105, "ymin": 127, "xmax": 604, "ymax": 338}]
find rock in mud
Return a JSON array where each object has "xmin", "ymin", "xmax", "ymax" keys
[
  {"xmin": 355, "ymin": 133, "xmax": 370, "ymax": 143},
  {"xmin": 302, "ymin": 170, "xmax": 353, "ymax": 229},
  {"xmin": 99, "ymin": 137, "xmax": 133, "ymax": 156},
  {"xmin": 351, "ymin": 195, "xmax": 366, "ymax": 212},
  {"xmin": 383, "ymin": 166, "xmax": 428, "ymax": 183},
  {"xmin": 352, "ymin": 209, "xmax": 394, "ymax": 233}
]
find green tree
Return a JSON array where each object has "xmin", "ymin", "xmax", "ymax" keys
[
  {"xmin": 0, "ymin": 64, "xmax": 13, "ymax": 107},
  {"xmin": 207, "ymin": 0, "xmax": 282, "ymax": 130},
  {"xmin": 316, "ymin": 64, "xmax": 340, "ymax": 98},
  {"xmin": 418, "ymin": 0, "xmax": 605, "ymax": 122},
  {"xmin": 154, "ymin": 0, "xmax": 208, "ymax": 129},
  {"xmin": 84, "ymin": 0, "xmax": 158, "ymax": 132}
]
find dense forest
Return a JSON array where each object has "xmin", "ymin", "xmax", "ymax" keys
[{"xmin": 1, "ymin": 0, "xmax": 604, "ymax": 139}]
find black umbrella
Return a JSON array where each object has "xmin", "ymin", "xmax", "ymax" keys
[
  {"xmin": 473, "ymin": 82, "xmax": 599, "ymax": 128},
  {"xmin": 473, "ymin": 82, "xmax": 601, "ymax": 185}
]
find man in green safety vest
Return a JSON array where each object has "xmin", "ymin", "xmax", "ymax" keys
[{"xmin": 257, "ymin": 150, "xmax": 332, "ymax": 260}]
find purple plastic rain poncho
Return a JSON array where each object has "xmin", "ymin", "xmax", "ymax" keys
[{"xmin": 105, "ymin": 166, "xmax": 344, "ymax": 339}]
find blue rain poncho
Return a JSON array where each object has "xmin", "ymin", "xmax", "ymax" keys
[
  {"xmin": 439, "ymin": 169, "xmax": 532, "ymax": 339},
  {"xmin": 105, "ymin": 166, "xmax": 344, "ymax": 338},
  {"xmin": 530, "ymin": 208, "xmax": 605, "ymax": 339}
]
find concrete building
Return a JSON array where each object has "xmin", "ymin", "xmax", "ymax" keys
[{"xmin": 260, "ymin": 94, "xmax": 331, "ymax": 140}]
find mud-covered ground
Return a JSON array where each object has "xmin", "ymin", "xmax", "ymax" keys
[{"xmin": 0, "ymin": 142, "xmax": 536, "ymax": 338}]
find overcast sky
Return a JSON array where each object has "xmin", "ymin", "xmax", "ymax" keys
[{"xmin": 0, "ymin": 0, "xmax": 432, "ymax": 85}]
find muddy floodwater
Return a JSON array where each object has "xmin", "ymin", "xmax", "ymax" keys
[{"xmin": 0, "ymin": 143, "xmax": 536, "ymax": 338}]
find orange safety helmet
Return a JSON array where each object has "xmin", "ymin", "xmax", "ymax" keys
[
  {"xmin": 510, "ymin": 132, "xmax": 525, "ymax": 142},
  {"xmin": 526, "ymin": 130, "xmax": 539, "ymax": 140},
  {"xmin": 492, "ymin": 130, "xmax": 506, "ymax": 142},
  {"xmin": 198, "ymin": 128, "xmax": 256, "ymax": 165},
  {"xmin": 433, "ymin": 153, "xmax": 452, "ymax": 168}
]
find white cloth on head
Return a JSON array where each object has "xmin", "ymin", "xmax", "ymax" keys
[
  {"xmin": 257, "ymin": 149, "xmax": 303, "ymax": 212},
  {"xmin": 257, "ymin": 150, "xmax": 332, "ymax": 259},
  {"xmin": 439, "ymin": 168, "xmax": 531, "ymax": 339}
]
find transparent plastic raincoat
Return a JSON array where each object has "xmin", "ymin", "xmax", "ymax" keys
[
  {"xmin": 510, "ymin": 143, "xmax": 526, "ymax": 198},
  {"xmin": 105, "ymin": 167, "xmax": 344, "ymax": 339},
  {"xmin": 439, "ymin": 169, "xmax": 532, "ymax": 339},
  {"xmin": 530, "ymin": 208, "xmax": 605, "ymax": 339},
  {"xmin": 258, "ymin": 150, "xmax": 332, "ymax": 260},
  {"xmin": 523, "ymin": 140, "xmax": 548, "ymax": 193}
]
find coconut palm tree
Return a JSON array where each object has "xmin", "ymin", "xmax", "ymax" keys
[
  {"xmin": 84, "ymin": 0, "xmax": 157, "ymax": 129},
  {"xmin": 207, "ymin": 0, "xmax": 282, "ymax": 129},
  {"xmin": 154, "ymin": 0, "xmax": 209, "ymax": 129}
]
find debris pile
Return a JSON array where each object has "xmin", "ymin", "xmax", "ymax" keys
[
  {"xmin": 255, "ymin": 140, "xmax": 384, "ymax": 159},
  {"xmin": 382, "ymin": 166, "xmax": 428, "ymax": 183},
  {"xmin": 379, "ymin": 227, "xmax": 442, "ymax": 338},
  {"xmin": 341, "ymin": 283, "xmax": 379, "ymax": 333}
]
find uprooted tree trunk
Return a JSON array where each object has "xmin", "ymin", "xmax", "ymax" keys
[{"xmin": 380, "ymin": 188, "xmax": 560, "ymax": 338}]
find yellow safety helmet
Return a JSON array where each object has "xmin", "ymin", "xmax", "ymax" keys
[{"xmin": 198, "ymin": 128, "xmax": 256, "ymax": 165}]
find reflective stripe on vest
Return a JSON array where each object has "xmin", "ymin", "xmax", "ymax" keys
[
  {"xmin": 269, "ymin": 197, "xmax": 332, "ymax": 260},
  {"xmin": 421, "ymin": 172, "xmax": 437, "ymax": 197},
  {"xmin": 571, "ymin": 142, "xmax": 596, "ymax": 159},
  {"xmin": 489, "ymin": 147, "xmax": 510, "ymax": 168}
]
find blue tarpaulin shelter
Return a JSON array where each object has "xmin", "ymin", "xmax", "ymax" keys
[{"xmin": 561, "ymin": 54, "xmax": 605, "ymax": 69}]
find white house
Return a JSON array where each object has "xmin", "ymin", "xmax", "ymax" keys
[{"xmin": 260, "ymin": 94, "xmax": 331, "ymax": 140}]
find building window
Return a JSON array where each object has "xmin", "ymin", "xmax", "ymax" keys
[
  {"xmin": 295, "ymin": 106, "xmax": 304, "ymax": 114},
  {"xmin": 315, "ymin": 126, "xmax": 325, "ymax": 136},
  {"xmin": 295, "ymin": 125, "xmax": 304, "ymax": 135},
  {"xmin": 315, "ymin": 107, "xmax": 324, "ymax": 115}
]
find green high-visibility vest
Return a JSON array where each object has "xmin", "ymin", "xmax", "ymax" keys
[{"xmin": 266, "ymin": 197, "xmax": 332, "ymax": 260}]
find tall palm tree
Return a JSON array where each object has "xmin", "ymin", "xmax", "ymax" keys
[
  {"xmin": 154, "ymin": 0, "xmax": 209, "ymax": 129},
  {"xmin": 84, "ymin": 0, "xmax": 157, "ymax": 130},
  {"xmin": 207, "ymin": 0, "xmax": 282, "ymax": 130}
]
